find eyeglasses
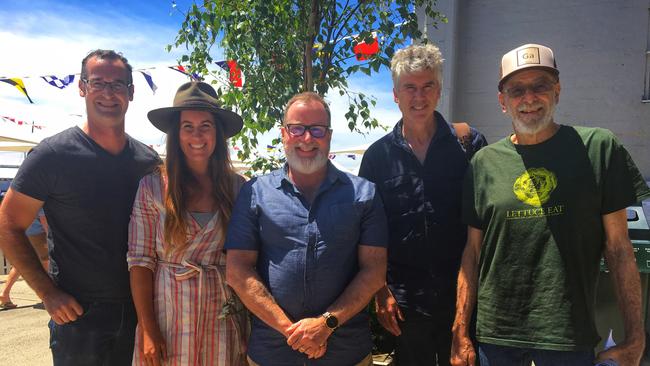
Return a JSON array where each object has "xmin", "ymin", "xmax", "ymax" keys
[
  {"xmin": 284, "ymin": 124, "xmax": 330, "ymax": 138},
  {"xmin": 82, "ymin": 79, "xmax": 131, "ymax": 93},
  {"xmin": 504, "ymin": 81, "xmax": 555, "ymax": 98}
]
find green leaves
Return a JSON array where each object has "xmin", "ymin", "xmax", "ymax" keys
[{"xmin": 170, "ymin": 0, "xmax": 443, "ymax": 172}]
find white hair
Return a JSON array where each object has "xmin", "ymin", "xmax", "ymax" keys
[{"xmin": 390, "ymin": 43, "xmax": 444, "ymax": 87}]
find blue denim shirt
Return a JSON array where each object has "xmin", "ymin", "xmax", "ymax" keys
[
  {"xmin": 224, "ymin": 163, "xmax": 388, "ymax": 366},
  {"xmin": 359, "ymin": 112, "xmax": 487, "ymax": 316}
]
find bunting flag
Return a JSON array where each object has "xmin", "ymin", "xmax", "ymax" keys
[
  {"xmin": 169, "ymin": 65, "xmax": 202, "ymax": 81},
  {"xmin": 41, "ymin": 75, "xmax": 75, "ymax": 89},
  {"xmin": 215, "ymin": 61, "xmax": 228, "ymax": 71},
  {"xmin": 138, "ymin": 70, "xmax": 158, "ymax": 94},
  {"xmin": 346, "ymin": 154, "xmax": 357, "ymax": 160},
  {"xmin": 266, "ymin": 144, "xmax": 275, "ymax": 152},
  {"xmin": 328, "ymin": 154, "xmax": 336, "ymax": 159},
  {"xmin": 0, "ymin": 78, "xmax": 34, "ymax": 103},
  {"xmin": 216, "ymin": 60, "xmax": 243, "ymax": 88},
  {"xmin": 353, "ymin": 32, "xmax": 379, "ymax": 61},
  {"xmin": 1, "ymin": 116, "xmax": 16, "ymax": 123},
  {"xmin": 227, "ymin": 60, "xmax": 243, "ymax": 88}
]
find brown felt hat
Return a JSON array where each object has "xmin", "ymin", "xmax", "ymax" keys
[
  {"xmin": 148, "ymin": 81, "xmax": 243, "ymax": 138},
  {"xmin": 499, "ymin": 44, "xmax": 559, "ymax": 91}
]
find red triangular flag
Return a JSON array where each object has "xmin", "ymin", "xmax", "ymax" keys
[{"xmin": 227, "ymin": 60, "xmax": 243, "ymax": 88}]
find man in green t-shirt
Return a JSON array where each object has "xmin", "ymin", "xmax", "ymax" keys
[{"xmin": 450, "ymin": 43, "xmax": 650, "ymax": 366}]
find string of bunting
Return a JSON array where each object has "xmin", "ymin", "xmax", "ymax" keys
[
  {"xmin": 2, "ymin": 114, "xmax": 362, "ymax": 163},
  {"xmin": 262, "ymin": 145, "xmax": 359, "ymax": 161},
  {"xmin": 328, "ymin": 153, "xmax": 358, "ymax": 160},
  {"xmin": 0, "ymin": 60, "xmax": 243, "ymax": 104},
  {"xmin": 1, "ymin": 115, "xmax": 46, "ymax": 132},
  {"xmin": 2, "ymin": 24, "xmax": 390, "ymax": 105}
]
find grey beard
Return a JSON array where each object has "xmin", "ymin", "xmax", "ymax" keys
[
  {"xmin": 285, "ymin": 148, "xmax": 328, "ymax": 175},
  {"xmin": 511, "ymin": 102, "xmax": 556, "ymax": 135}
]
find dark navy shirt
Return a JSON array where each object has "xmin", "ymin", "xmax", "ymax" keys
[
  {"xmin": 358, "ymin": 112, "xmax": 487, "ymax": 316},
  {"xmin": 224, "ymin": 163, "xmax": 388, "ymax": 366}
]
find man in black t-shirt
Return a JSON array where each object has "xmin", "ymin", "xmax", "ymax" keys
[{"xmin": 0, "ymin": 50, "xmax": 159, "ymax": 365}]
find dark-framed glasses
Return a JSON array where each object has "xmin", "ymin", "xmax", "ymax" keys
[
  {"xmin": 82, "ymin": 78, "xmax": 131, "ymax": 93},
  {"xmin": 284, "ymin": 124, "xmax": 330, "ymax": 138},
  {"xmin": 504, "ymin": 81, "xmax": 555, "ymax": 98}
]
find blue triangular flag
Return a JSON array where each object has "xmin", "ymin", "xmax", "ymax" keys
[
  {"xmin": 138, "ymin": 70, "xmax": 157, "ymax": 94},
  {"xmin": 215, "ymin": 60, "xmax": 229, "ymax": 71}
]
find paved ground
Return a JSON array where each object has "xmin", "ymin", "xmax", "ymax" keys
[
  {"xmin": 0, "ymin": 274, "xmax": 52, "ymax": 366},
  {"xmin": 1, "ymin": 274, "xmax": 648, "ymax": 366}
]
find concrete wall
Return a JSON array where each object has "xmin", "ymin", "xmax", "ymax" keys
[{"xmin": 423, "ymin": 0, "xmax": 650, "ymax": 178}]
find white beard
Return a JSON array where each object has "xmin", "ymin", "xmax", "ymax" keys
[
  {"xmin": 510, "ymin": 100, "xmax": 556, "ymax": 135},
  {"xmin": 285, "ymin": 144, "xmax": 329, "ymax": 175}
]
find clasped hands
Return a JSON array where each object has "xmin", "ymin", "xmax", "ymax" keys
[{"xmin": 285, "ymin": 317, "xmax": 333, "ymax": 359}]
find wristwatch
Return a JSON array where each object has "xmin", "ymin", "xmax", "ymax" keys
[{"xmin": 321, "ymin": 311, "xmax": 339, "ymax": 331}]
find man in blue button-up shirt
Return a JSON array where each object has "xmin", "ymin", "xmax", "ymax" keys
[{"xmin": 225, "ymin": 92, "xmax": 388, "ymax": 366}]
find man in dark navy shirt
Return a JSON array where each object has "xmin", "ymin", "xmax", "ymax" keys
[
  {"xmin": 0, "ymin": 50, "xmax": 159, "ymax": 365},
  {"xmin": 225, "ymin": 92, "xmax": 388, "ymax": 365},
  {"xmin": 359, "ymin": 44, "xmax": 487, "ymax": 366}
]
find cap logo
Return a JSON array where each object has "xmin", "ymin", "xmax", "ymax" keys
[{"xmin": 516, "ymin": 47, "xmax": 541, "ymax": 67}]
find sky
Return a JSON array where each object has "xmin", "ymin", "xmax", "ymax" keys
[{"xmin": 0, "ymin": 0, "xmax": 403, "ymax": 171}]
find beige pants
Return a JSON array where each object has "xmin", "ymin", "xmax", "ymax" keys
[{"xmin": 248, "ymin": 353, "xmax": 372, "ymax": 366}]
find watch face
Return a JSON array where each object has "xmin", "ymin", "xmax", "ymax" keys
[{"xmin": 325, "ymin": 314, "xmax": 338, "ymax": 329}]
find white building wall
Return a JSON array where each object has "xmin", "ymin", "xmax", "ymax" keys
[{"xmin": 422, "ymin": 0, "xmax": 650, "ymax": 178}]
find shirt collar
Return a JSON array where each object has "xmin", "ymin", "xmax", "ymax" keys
[
  {"xmin": 391, "ymin": 110, "xmax": 453, "ymax": 149},
  {"xmin": 275, "ymin": 161, "xmax": 347, "ymax": 192}
]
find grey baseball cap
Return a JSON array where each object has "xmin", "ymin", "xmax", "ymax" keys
[{"xmin": 499, "ymin": 43, "xmax": 559, "ymax": 91}]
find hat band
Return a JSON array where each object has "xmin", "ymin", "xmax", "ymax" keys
[{"xmin": 175, "ymin": 99, "xmax": 219, "ymax": 109}]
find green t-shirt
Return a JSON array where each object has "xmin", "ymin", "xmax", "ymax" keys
[{"xmin": 462, "ymin": 125, "xmax": 650, "ymax": 351}]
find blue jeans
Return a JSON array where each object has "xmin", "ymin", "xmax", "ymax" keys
[
  {"xmin": 49, "ymin": 301, "xmax": 137, "ymax": 366},
  {"xmin": 478, "ymin": 343, "xmax": 594, "ymax": 366}
]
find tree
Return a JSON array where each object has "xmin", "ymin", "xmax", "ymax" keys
[{"xmin": 170, "ymin": 0, "xmax": 445, "ymax": 172}]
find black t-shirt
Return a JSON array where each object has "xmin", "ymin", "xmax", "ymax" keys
[{"xmin": 12, "ymin": 126, "xmax": 160, "ymax": 302}]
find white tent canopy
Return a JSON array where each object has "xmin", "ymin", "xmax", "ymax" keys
[
  {"xmin": 330, "ymin": 143, "xmax": 370, "ymax": 155},
  {"xmin": 0, "ymin": 124, "xmax": 43, "ymax": 152},
  {"xmin": 0, "ymin": 136, "xmax": 38, "ymax": 152}
]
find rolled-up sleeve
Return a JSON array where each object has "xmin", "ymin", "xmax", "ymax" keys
[{"xmin": 127, "ymin": 175, "xmax": 159, "ymax": 271}]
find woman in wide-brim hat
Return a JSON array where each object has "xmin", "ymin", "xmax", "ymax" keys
[{"xmin": 127, "ymin": 81, "xmax": 248, "ymax": 366}]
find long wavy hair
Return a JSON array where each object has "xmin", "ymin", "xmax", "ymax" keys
[{"xmin": 161, "ymin": 112, "xmax": 236, "ymax": 254}]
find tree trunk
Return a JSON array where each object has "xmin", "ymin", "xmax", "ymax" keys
[{"xmin": 303, "ymin": 0, "xmax": 319, "ymax": 92}]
